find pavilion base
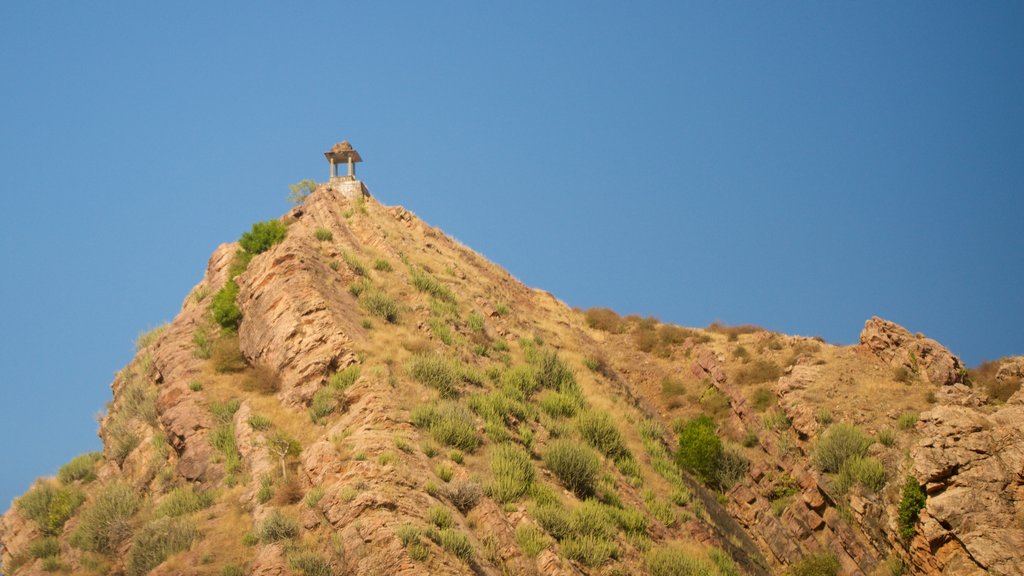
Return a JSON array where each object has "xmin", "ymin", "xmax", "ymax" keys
[{"xmin": 328, "ymin": 177, "xmax": 369, "ymax": 200}]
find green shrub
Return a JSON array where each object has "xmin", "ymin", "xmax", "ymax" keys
[
  {"xmin": 373, "ymin": 258, "xmax": 392, "ymax": 272},
  {"xmin": 428, "ymin": 318, "xmax": 454, "ymax": 345},
  {"xmin": 428, "ymin": 505, "xmax": 454, "ymax": 528},
  {"xmin": 156, "ymin": 485, "xmax": 214, "ymax": 517},
  {"xmin": 538, "ymin": 390, "xmax": 582, "ymax": 418},
  {"xmin": 424, "ymin": 402, "xmax": 480, "ymax": 453},
  {"xmin": 125, "ymin": 517, "xmax": 199, "ymax": 576},
  {"xmin": 878, "ymin": 428, "xmax": 895, "ymax": 447},
  {"xmin": 836, "ymin": 456, "xmax": 886, "ymax": 493},
  {"xmin": 248, "ymin": 414, "xmax": 272, "ymax": 430},
  {"xmin": 576, "ymin": 410, "xmax": 629, "ymax": 460},
  {"xmin": 435, "ymin": 462, "xmax": 454, "ymax": 483},
  {"xmin": 532, "ymin": 503, "xmax": 572, "ymax": 540},
  {"xmin": 26, "ymin": 536, "xmax": 60, "ymax": 560},
  {"xmin": 488, "ymin": 444, "xmax": 535, "ymax": 503},
  {"xmin": 211, "ymin": 281, "xmax": 242, "ymax": 329},
  {"xmin": 515, "ymin": 524, "xmax": 550, "ymax": 557},
  {"xmin": 560, "ymin": 534, "xmax": 617, "ymax": 568},
  {"xmin": 408, "ymin": 353, "xmax": 466, "ymax": 398},
  {"xmin": 288, "ymin": 552, "xmax": 332, "ymax": 576},
  {"xmin": 898, "ymin": 476, "xmax": 926, "ymax": 540},
  {"xmin": 410, "ymin": 269, "xmax": 456, "ymax": 303},
  {"xmin": 259, "ymin": 511, "xmax": 298, "ymax": 542},
  {"xmin": 16, "ymin": 481, "xmax": 85, "ymax": 536},
  {"xmin": 893, "ymin": 366, "xmax": 914, "ymax": 384},
  {"xmin": 675, "ymin": 416, "xmax": 723, "ymax": 485},
  {"xmin": 429, "ymin": 528, "xmax": 473, "ymax": 563},
  {"xmin": 313, "ymin": 227, "xmax": 333, "ymax": 242},
  {"xmin": 239, "ymin": 220, "xmax": 287, "ymax": 254},
  {"xmin": 788, "ymin": 553, "xmax": 840, "ymax": 576},
  {"xmin": 71, "ymin": 482, "xmax": 141, "ymax": 553},
  {"xmin": 360, "ymin": 289, "xmax": 399, "ymax": 323},
  {"xmin": 812, "ymin": 423, "xmax": 872, "ymax": 473},
  {"xmin": 330, "ymin": 365, "xmax": 360, "ymax": 390},
  {"xmin": 395, "ymin": 523, "xmax": 421, "ymax": 547},
  {"xmin": 309, "ymin": 386, "xmax": 342, "ymax": 424},
  {"xmin": 815, "ymin": 409, "xmax": 833, "ymax": 425},
  {"xmin": 468, "ymin": 390, "xmax": 531, "ymax": 426},
  {"xmin": 897, "ymin": 411, "xmax": 919, "ymax": 430},
  {"xmin": 532, "ymin": 350, "xmax": 580, "ymax": 395},
  {"xmin": 189, "ymin": 380, "xmax": 204, "ymax": 392},
  {"xmin": 58, "ymin": 452, "xmax": 103, "ymax": 484},
  {"xmin": 571, "ymin": 500, "xmax": 615, "ymax": 538},
  {"xmin": 543, "ymin": 441, "xmax": 600, "ymax": 498},
  {"xmin": 645, "ymin": 545, "xmax": 717, "ymax": 576}
]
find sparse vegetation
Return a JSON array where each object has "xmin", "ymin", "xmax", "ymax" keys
[
  {"xmin": 442, "ymin": 479, "xmax": 482, "ymax": 513},
  {"xmin": 15, "ymin": 481, "xmax": 85, "ymax": 536},
  {"xmin": 373, "ymin": 258, "xmax": 392, "ymax": 272},
  {"xmin": 543, "ymin": 440, "xmax": 600, "ymax": 498},
  {"xmin": 734, "ymin": 359, "xmax": 783, "ymax": 385},
  {"xmin": 288, "ymin": 179, "xmax": 317, "ymax": 205},
  {"xmin": 259, "ymin": 510, "xmax": 299, "ymax": 542},
  {"xmin": 836, "ymin": 455, "xmax": 886, "ymax": 493},
  {"xmin": 360, "ymin": 289, "xmax": 399, "ymax": 323},
  {"xmin": 812, "ymin": 423, "xmax": 872, "ymax": 473},
  {"xmin": 788, "ymin": 553, "xmax": 840, "ymax": 576},
  {"xmin": 288, "ymin": 552, "xmax": 332, "ymax": 576},
  {"xmin": 156, "ymin": 485, "xmax": 214, "ymax": 517},
  {"xmin": 313, "ymin": 227, "xmax": 333, "ymax": 242},
  {"xmin": 428, "ymin": 527, "xmax": 473, "ymax": 563},
  {"xmin": 57, "ymin": 452, "xmax": 103, "ymax": 484},
  {"xmin": 646, "ymin": 545, "xmax": 718, "ymax": 576},
  {"xmin": 135, "ymin": 323, "xmax": 168, "ymax": 351},
  {"xmin": 411, "ymin": 268, "xmax": 456, "ymax": 303},
  {"xmin": 560, "ymin": 534, "xmax": 618, "ymax": 568},
  {"xmin": 211, "ymin": 333, "xmax": 247, "ymax": 372},
  {"xmin": 515, "ymin": 524, "xmax": 550, "ymax": 557},
  {"xmin": 71, "ymin": 482, "xmax": 141, "ymax": 553},
  {"xmin": 897, "ymin": 411, "xmax": 919, "ymax": 430},
  {"xmin": 125, "ymin": 516, "xmax": 199, "ymax": 576}
]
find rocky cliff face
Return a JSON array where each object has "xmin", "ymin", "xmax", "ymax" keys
[{"xmin": 1, "ymin": 185, "xmax": 1021, "ymax": 576}]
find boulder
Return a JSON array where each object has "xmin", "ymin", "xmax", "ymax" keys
[{"xmin": 859, "ymin": 317, "xmax": 963, "ymax": 385}]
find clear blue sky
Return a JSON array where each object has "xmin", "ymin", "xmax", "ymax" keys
[{"xmin": 1, "ymin": 2, "xmax": 1021, "ymax": 508}]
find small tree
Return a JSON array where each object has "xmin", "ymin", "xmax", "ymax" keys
[
  {"xmin": 288, "ymin": 179, "xmax": 317, "ymax": 205},
  {"xmin": 675, "ymin": 415, "xmax": 723, "ymax": 486},
  {"xmin": 266, "ymin": 431, "xmax": 302, "ymax": 478}
]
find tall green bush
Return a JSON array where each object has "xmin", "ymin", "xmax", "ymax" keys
[
  {"xmin": 239, "ymin": 220, "xmax": 287, "ymax": 254},
  {"xmin": 812, "ymin": 423, "xmax": 872, "ymax": 473},
  {"xmin": 675, "ymin": 415, "xmax": 723, "ymax": 485},
  {"xmin": 71, "ymin": 482, "xmax": 141, "ymax": 553},
  {"xmin": 898, "ymin": 476, "xmax": 926, "ymax": 540},
  {"xmin": 543, "ymin": 440, "xmax": 600, "ymax": 498}
]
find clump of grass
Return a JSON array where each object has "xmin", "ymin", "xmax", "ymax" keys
[
  {"xmin": 427, "ymin": 528, "xmax": 473, "ymax": 563},
  {"xmin": 538, "ymin": 390, "xmax": 582, "ymax": 418},
  {"xmin": 428, "ymin": 505, "xmax": 454, "ymax": 528},
  {"xmin": 211, "ymin": 334, "xmax": 247, "ymax": 372},
  {"xmin": 248, "ymin": 414, "xmax": 272, "ymax": 431},
  {"xmin": 58, "ymin": 452, "xmax": 104, "ymax": 484},
  {"xmin": 288, "ymin": 552, "xmax": 333, "ymax": 576},
  {"xmin": 313, "ymin": 227, "xmax": 333, "ymax": 242},
  {"xmin": 125, "ymin": 517, "xmax": 199, "ymax": 576},
  {"xmin": 812, "ymin": 423, "xmax": 872, "ymax": 473},
  {"xmin": 411, "ymin": 401, "xmax": 481, "ymax": 453},
  {"xmin": 360, "ymin": 289, "xmax": 399, "ymax": 323},
  {"xmin": 836, "ymin": 455, "xmax": 886, "ymax": 493},
  {"xmin": 156, "ymin": 485, "xmax": 214, "ymax": 517},
  {"xmin": 330, "ymin": 364, "xmax": 361, "ymax": 390},
  {"xmin": 576, "ymin": 410, "xmax": 630, "ymax": 460},
  {"xmin": 877, "ymin": 428, "xmax": 895, "ymax": 447},
  {"xmin": 259, "ymin": 511, "xmax": 298, "ymax": 542},
  {"xmin": 897, "ymin": 411, "xmax": 919, "ymax": 430},
  {"xmin": 15, "ymin": 481, "xmax": 85, "ymax": 536},
  {"xmin": 373, "ymin": 258, "xmax": 392, "ymax": 272},
  {"xmin": 814, "ymin": 409, "xmax": 833, "ymax": 425},
  {"xmin": 408, "ymin": 353, "xmax": 472, "ymax": 398},
  {"xmin": 411, "ymin": 268, "xmax": 456, "ymax": 303},
  {"xmin": 751, "ymin": 386, "xmax": 774, "ymax": 411},
  {"xmin": 71, "ymin": 482, "xmax": 141, "ymax": 553},
  {"xmin": 515, "ymin": 524, "xmax": 550, "ymax": 557},
  {"xmin": 435, "ymin": 462, "xmax": 454, "ymax": 482},
  {"xmin": 560, "ymin": 534, "xmax": 618, "ymax": 568},
  {"xmin": 646, "ymin": 545, "xmax": 717, "ymax": 576},
  {"xmin": 488, "ymin": 444, "xmax": 535, "ymax": 503},
  {"xmin": 543, "ymin": 441, "xmax": 600, "ymax": 498},
  {"xmin": 189, "ymin": 380, "xmax": 204, "ymax": 392},
  {"xmin": 428, "ymin": 318, "xmax": 455, "ymax": 345}
]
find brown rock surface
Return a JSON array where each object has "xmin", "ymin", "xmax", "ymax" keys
[{"xmin": 859, "ymin": 316, "xmax": 963, "ymax": 385}]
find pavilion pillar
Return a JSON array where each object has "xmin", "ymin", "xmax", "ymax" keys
[{"xmin": 348, "ymin": 156, "xmax": 354, "ymax": 177}]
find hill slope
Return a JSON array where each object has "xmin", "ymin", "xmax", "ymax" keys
[{"xmin": 1, "ymin": 184, "xmax": 1022, "ymax": 576}]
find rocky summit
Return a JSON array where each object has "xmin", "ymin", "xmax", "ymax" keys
[{"xmin": 1, "ymin": 181, "xmax": 1022, "ymax": 576}]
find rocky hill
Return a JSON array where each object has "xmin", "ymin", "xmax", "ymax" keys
[{"xmin": 1, "ymin": 183, "xmax": 1021, "ymax": 576}]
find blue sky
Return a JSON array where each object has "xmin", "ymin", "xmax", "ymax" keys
[{"xmin": 1, "ymin": 2, "xmax": 1021, "ymax": 507}]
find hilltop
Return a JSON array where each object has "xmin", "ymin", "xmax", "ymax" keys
[{"xmin": 1, "ymin": 180, "xmax": 1022, "ymax": 576}]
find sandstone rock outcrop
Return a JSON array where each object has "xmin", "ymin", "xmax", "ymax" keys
[
  {"xmin": 860, "ymin": 317, "xmax": 964, "ymax": 386},
  {"xmin": 910, "ymin": 398, "xmax": 1024, "ymax": 576}
]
